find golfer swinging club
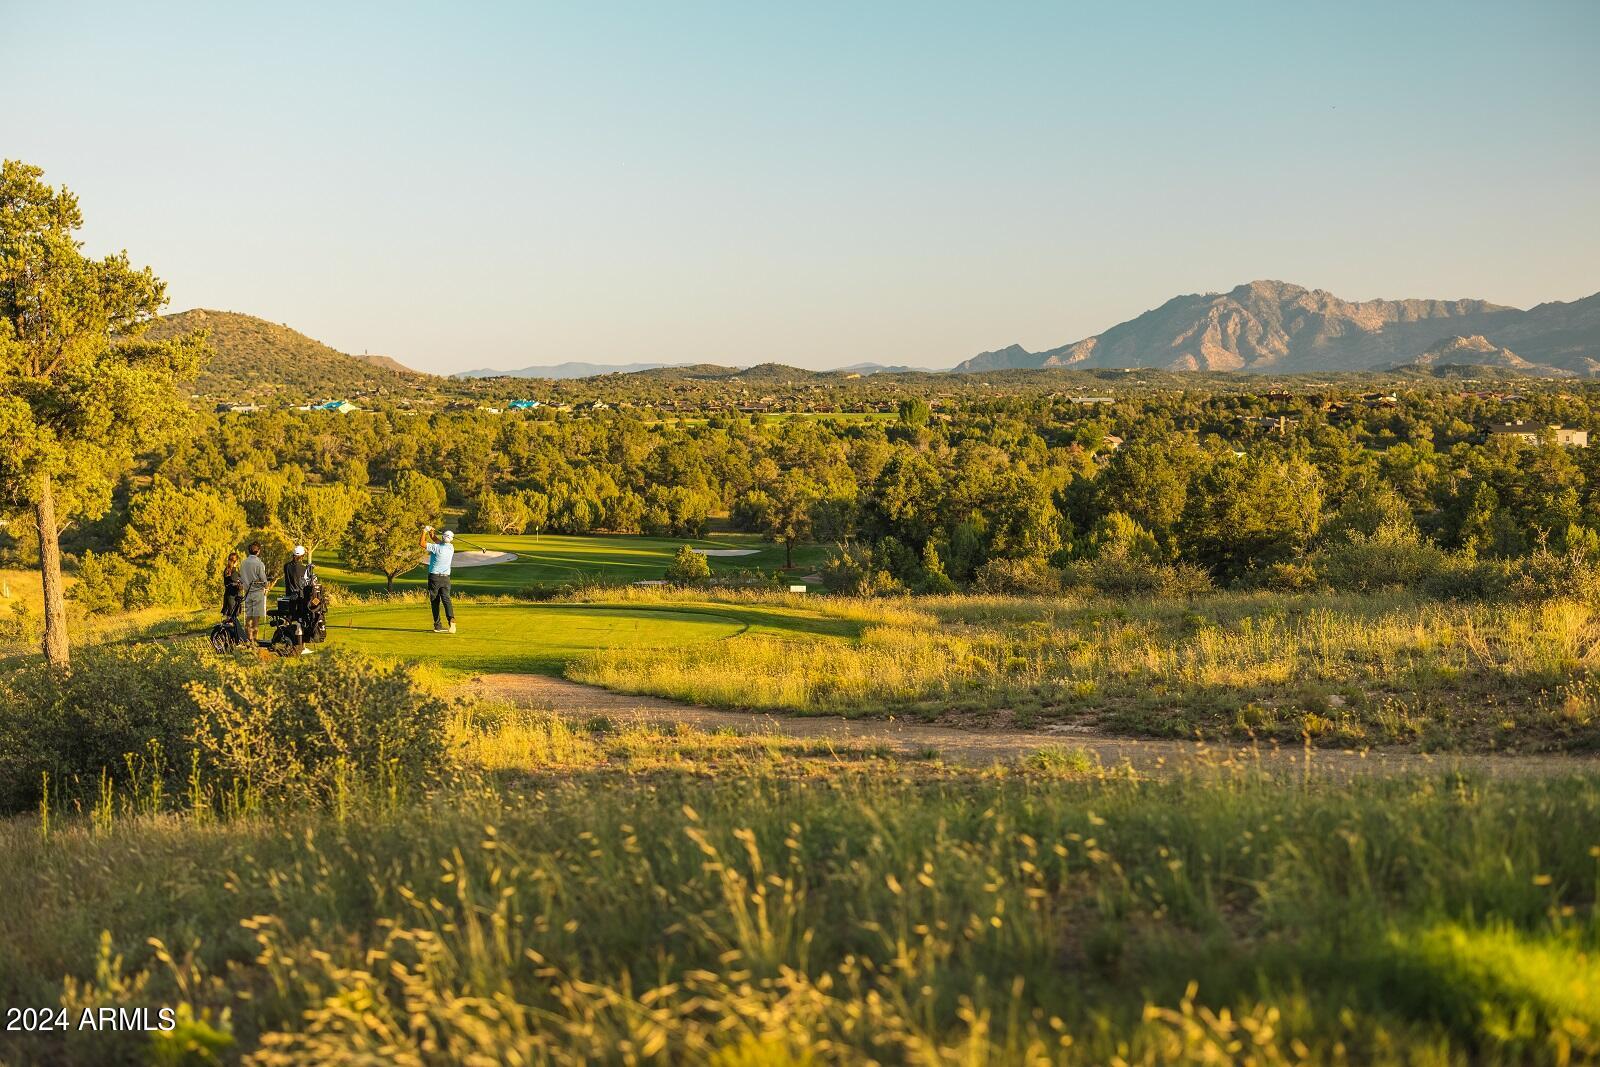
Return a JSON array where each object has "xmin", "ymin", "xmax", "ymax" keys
[{"xmin": 421, "ymin": 525, "xmax": 456, "ymax": 633}]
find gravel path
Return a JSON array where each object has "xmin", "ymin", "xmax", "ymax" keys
[{"xmin": 467, "ymin": 673, "xmax": 1599, "ymax": 778}]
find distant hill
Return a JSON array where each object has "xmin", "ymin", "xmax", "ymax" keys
[
  {"xmin": 148, "ymin": 310, "xmax": 427, "ymax": 399},
  {"xmin": 1396, "ymin": 335, "xmax": 1574, "ymax": 379},
  {"xmin": 839, "ymin": 362, "xmax": 938, "ymax": 375},
  {"xmin": 455, "ymin": 361, "xmax": 683, "ymax": 380},
  {"xmin": 352, "ymin": 353, "xmax": 421, "ymax": 375},
  {"xmin": 954, "ymin": 281, "xmax": 1600, "ymax": 376},
  {"xmin": 1404, "ymin": 334, "xmax": 1531, "ymax": 371},
  {"xmin": 458, "ymin": 360, "xmax": 935, "ymax": 380}
]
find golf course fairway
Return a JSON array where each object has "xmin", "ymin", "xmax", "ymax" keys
[
  {"xmin": 326, "ymin": 602, "xmax": 749, "ymax": 674},
  {"xmin": 315, "ymin": 532, "xmax": 830, "ymax": 595}
]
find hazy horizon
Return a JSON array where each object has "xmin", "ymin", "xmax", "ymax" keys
[{"xmin": 7, "ymin": 1, "xmax": 1598, "ymax": 374}]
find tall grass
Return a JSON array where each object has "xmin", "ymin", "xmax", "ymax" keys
[
  {"xmin": 571, "ymin": 590, "xmax": 1600, "ymax": 748},
  {"xmin": 3, "ymin": 752, "xmax": 1597, "ymax": 1064}
]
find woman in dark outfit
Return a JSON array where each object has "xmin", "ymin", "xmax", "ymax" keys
[{"xmin": 221, "ymin": 551, "xmax": 244, "ymax": 620}]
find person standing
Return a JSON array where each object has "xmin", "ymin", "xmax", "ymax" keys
[
  {"xmin": 221, "ymin": 551, "xmax": 244, "ymax": 620},
  {"xmin": 420, "ymin": 525, "xmax": 456, "ymax": 633},
  {"xmin": 238, "ymin": 542, "xmax": 270, "ymax": 643},
  {"xmin": 284, "ymin": 545, "xmax": 310, "ymax": 598}
]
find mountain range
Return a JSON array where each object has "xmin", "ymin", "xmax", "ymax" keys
[
  {"xmin": 457, "ymin": 360, "xmax": 930, "ymax": 379},
  {"xmin": 155, "ymin": 282, "xmax": 1600, "ymax": 393},
  {"xmin": 954, "ymin": 281, "xmax": 1600, "ymax": 377},
  {"xmin": 455, "ymin": 361, "xmax": 682, "ymax": 379}
]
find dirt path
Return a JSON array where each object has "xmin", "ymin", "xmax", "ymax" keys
[{"xmin": 468, "ymin": 674, "xmax": 1598, "ymax": 778}]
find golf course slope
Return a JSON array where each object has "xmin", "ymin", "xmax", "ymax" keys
[{"xmin": 327, "ymin": 601, "xmax": 748, "ymax": 674}]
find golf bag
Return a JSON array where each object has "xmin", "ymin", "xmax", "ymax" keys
[
  {"xmin": 266, "ymin": 574, "xmax": 329, "ymax": 657},
  {"xmin": 209, "ymin": 615, "xmax": 249, "ymax": 653}
]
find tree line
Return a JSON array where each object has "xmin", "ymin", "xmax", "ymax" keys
[{"xmin": 6, "ymin": 156, "xmax": 1600, "ymax": 667}]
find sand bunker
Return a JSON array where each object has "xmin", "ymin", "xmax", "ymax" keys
[
  {"xmin": 451, "ymin": 550, "xmax": 519, "ymax": 568},
  {"xmin": 691, "ymin": 548, "xmax": 760, "ymax": 557}
]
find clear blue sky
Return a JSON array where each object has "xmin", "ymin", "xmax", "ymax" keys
[{"xmin": 6, "ymin": 1, "xmax": 1597, "ymax": 373}]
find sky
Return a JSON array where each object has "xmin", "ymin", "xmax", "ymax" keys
[{"xmin": 5, "ymin": 1, "xmax": 1598, "ymax": 374}]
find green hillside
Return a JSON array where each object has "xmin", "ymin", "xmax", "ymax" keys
[{"xmin": 146, "ymin": 309, "xmax": 428, "ymax": 400}]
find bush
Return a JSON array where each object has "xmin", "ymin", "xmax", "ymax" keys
[
  {"xmin": 1313, "ymin": 523, "xmax": 1449, "ymax": 593},
  {"xmin": 0, "ymin": 645, "xmax": 450, "ymax": 814},
  {"xmin": 1411, "ymin": 548, "xmax": 1600, "ymax": 603},
  {"xmin": 1063, "ymin": 555, "xmax": 1212, "ymax": 598},
  {"xmin": 1259, "ymin": 560, "xmax": 1320, "ymax": 591},
  {"xmin": 125, "ymin": 559, "xmax": 206, "ymax": 611},
  {"xmin": 1419, "ymin": 554, "xmax": 1519, "ymax": 601},
  {"xmin": 973, "ymin": 556, "xmax": 1061, "ymax": 596},
  {"xmin": 71, "ymin": 550, "xmax": 134, "ymax": 613},
  {"xmin": 186, "ymin": 651, "xmax": 451, "ymax": 801},
  {"xmin": 822, "ymin": 543, "xmax": 902, "ymax": 596},
  {"xmin": 0, "ymin": 645, "xmax": 204, "ymax": 812},
  {"xmin": 665, "ymin": 545, "xmax": 711, "ymax": 585},
  {"xmin": 1507, "ymin": 546, "xmax": 1600, "ymax": 603},
  {"xmin": 0, "ymin": 601, "xmax": 42, "ymax": 652}
]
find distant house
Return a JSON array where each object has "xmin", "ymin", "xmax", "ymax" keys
[
  {"xmin": 1069, "ymin": 396, "xmax": 1115, "ymax": 405},
  {"xmin": 1485, "ymin": 421, "xmax": 1589, "ymax": 447},
  {"xmin": 507, "ymin": 399, "xmax": 541, "ymax": 411},
  {"xmin": 214, "ymin": 402, "xmax": 261, "ymax": 414},
  {"xmin": 1093, "ymin": 434, "xmax": 1125, "ymax": 464},
  {"xmin": 317, "ymin": 399, "xmax": 359, "ymax": 413}
]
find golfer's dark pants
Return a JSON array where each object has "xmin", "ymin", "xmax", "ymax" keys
[{"xmin": 427, "ymin": 573, "xmax": 454, "ymax": 626}]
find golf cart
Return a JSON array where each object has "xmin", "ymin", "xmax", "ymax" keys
[{"xmin": 209, "ymin": 574, "xmax": 329, "ymax": 657}]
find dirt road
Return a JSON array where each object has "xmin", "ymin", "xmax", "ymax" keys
[{"xmin": 468, "ymin": 673, "xmax": 1599, "ymax": 779}]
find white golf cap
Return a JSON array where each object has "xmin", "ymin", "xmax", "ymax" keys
[
  {"xmin": 293, "ymin": 545, "xmax": 306, "ymax": 556},
  {"xmin": 442, "ymin": 530, "xmax": 454, "ymax": 542}
]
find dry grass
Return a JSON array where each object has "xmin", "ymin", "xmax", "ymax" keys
[
  {"xmin": 2, "ymin": 642, "xmax": 1597, "ymax": 1064},
  {"xmin": 3, "ymin": 750, "xmax": 1597, "ymax": 1065},
  {"xmin": 570, "ymin": 590, "xmax": 1600, "ymax": 749}
]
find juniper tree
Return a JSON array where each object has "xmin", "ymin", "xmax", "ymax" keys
[{"xmin": 0, "ymin": 161, "xmax": 204, "ymax": 667}]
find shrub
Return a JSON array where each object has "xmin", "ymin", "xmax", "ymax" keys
[
  {"xmin": 0, "ymin": 600, "xmax": 40, "ymax": 650},
  {"xmin": 1313, "ymin": 523, "xmax": 1449, "ymax": 593},
  {"xmin": 822, "ymin": 543, "xmax": 902, "ymax": 596},
  {"xmin": 1082, "ymin": 511, "xmax": 1161, "ymax": 563},
  {"xmin": 71, "ymin": 549, "xmax": 134, "ymax": 613},
  {"xmin": 1063, "ymin": 555, "xmax": 1212, "ymax": 598},
  {"xmin": 186, "ymin": 651, "xmax": 450, "ymax": 801},
  {"xmin": 0, "ymin": 645, "xmax": 450, "ymax": 814},
  {"xmin": 1507, "ymin": 546, "xmax": 1600, "ymax": 603},
  {"xmin": 1420, "ymin": 554, "xmax": 1519, "ymax": 601},
  {"xmin": 665, "ymin": 545, "xmax": 711, "ymax": 585},
  {"xmin": 973, "ymin": 556, "xmax": 1061, "ymax": 596},
  {"xmin": 125, "ymin": 560, "xmax": 206, "ymax": 611},
  {"xmin": 0, "ymin": 645, "xmax": 205, "ymax": 812},
  {"xmin": 1259, "ymin": 560, "xmax": 1320, "ymax": 591}
]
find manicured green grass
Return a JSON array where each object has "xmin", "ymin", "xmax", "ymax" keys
[
  {"xmin": 326, "ymin": 596, "xmax": 854, "ymax": 674},
  {"xmin": 315, "ymin": 531, "xmax": 830, "ymax": 596}
]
